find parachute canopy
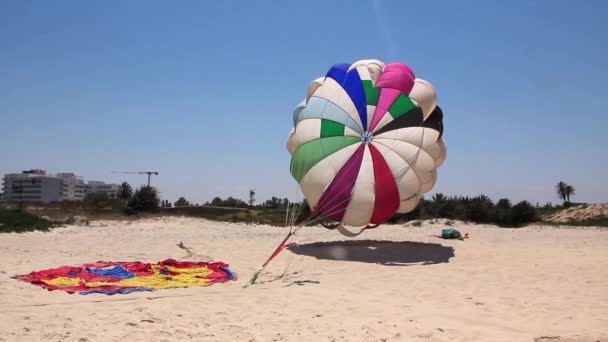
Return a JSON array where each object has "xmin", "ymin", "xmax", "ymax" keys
[
  {"xmin": 287, "ymin": 59, "xmax": 447, "ymax": 235},
  {"xmin": 15, "ymin": 259, "xmax": 237, "ymax": 295}
]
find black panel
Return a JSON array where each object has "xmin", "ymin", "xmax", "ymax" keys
[
  {"xmin": 422, "ymin": 105, "xmax": 444, "ymax": 138},
  {"xmin": 374, "ymin": 107, "xmax": 424, "ymax": 136}
]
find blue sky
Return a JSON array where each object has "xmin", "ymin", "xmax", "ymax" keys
[{"xmin": 1, "ymin": 0, "xmax": 606, "ymax": 205}]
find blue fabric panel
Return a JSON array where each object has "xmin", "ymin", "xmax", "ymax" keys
[
  {"xmin": 343, "ymin": 68, "xmax": 367, "ymax": 130},
  {"xmin": 325, "ymin": 63, "xmax": 368, "ymax": 130},
  {"xmin": 220, "ymin": 266, "xmax": 237, "ymax": 279},
  {"xmin": 293, "ymin": 99, "xmax": 306, "ymax": 126},
  {"xmin": 296, "ymin": 96, "xmax": 363, "ymax": 134},
  {"xmin": 325, "ymin": 63, "xmax": 350, "ymax": 82},
  {"xmin": 85, "ymin": 265, "xmax": 135, "ymax": 279}
]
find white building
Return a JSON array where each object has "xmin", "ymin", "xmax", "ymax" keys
[
  {"xmin": 2, "ymin": 170, "xmax": 86, "ymax": 203},
  {"xmin": 84, "ymin": 181, "xmax": 119, "ymax": 198},
  {"xmin": 57, "ymin": 173, "xmax": 86, "ymax": 201}
]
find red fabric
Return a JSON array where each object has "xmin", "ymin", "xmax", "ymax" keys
[
  {"xmin": 158, "ymin": 259, "xmax": 228, "ymax": 271},
  {"xmin": 314, "ymin": 144, "xmax": 365, "ymax": 222},
  {"xmin": 368, "ymin": 143, "xmax": 400, "ymax": 224},
  {"xmin": 14, "ymin": 266, "xmax": 141, "ymax": 293},
  {"xmin": 82, "ymin": 261, "xmax": 155, "ymax": 276},
  {"xmin": 262, "ymin": 232, "xmax": 293, "ymax": 268},
  {"xmin": 199, "ymin": 270, "xmax": 229, "ymax": 280},
  {"xmin": 15, "ymin": 265, "xmax": 127, "ymax": 283},
  {"xmin": 15, "ymin": 266, "xmax": 81, "ymax": 282}
]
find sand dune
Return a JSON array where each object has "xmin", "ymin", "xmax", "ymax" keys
[
  {"xmin": 545, "ymin": 204, "xmax": 608, "ymax": 223},
  {"xmin": 0, "ymin": 217, "xmax": 606, "ymax": 341}
]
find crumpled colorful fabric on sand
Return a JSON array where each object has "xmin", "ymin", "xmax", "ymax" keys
[{"xmin": 15, "ymin": 259, "xmax": 237, "ymax": 295}]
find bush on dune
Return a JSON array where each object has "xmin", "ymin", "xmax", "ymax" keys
[
  {"xmin": 0, "ymin": 207, "xmax": 58, "ymax": 233},
  {"xmin": 84, "ymin": 192, "xmax": 113, "ymax": 209}
]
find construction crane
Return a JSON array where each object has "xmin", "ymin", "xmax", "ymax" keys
[{"xmin": 112, "ymin": 171, "xmax": 159, "ymax": 186}]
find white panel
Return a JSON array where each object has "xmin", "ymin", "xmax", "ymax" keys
[
  {"xmin": 375, "ymin": 127, "xmax": 441, "ymax": 150},
  {"xmin": 287, "ymin": 119, "xmax": 322, "ymax": 155},
  {"xmin": 293, "ymin": 99, "xmax": 306, "ymax": 125},
  {"xmin": 286, "ymin": 129, "xmax": 295, "ymax": 154},
  {"xmin": 336, "ymin": 224, "xmax": 368, "ymax": 237},
  {"xmin": 299, "ymin": 143, "xmax": 361, "ymax": 209},
  {"xmin": 297, "ymin": 96, "xmax": 362, "ymax": 134},
  {"xmin": 342, "ymin": 146, "xmax": 375, "ymax": 227},
  {"xmin": 344, "ymin": 126, "xmax": 360, "ymax": 138},
  {"xmin": 348, "ymin": 59, "xmax": 384, "ymax": 84},
  {"xmin": 372, "ymin": 143, "xmax": 421, "ymax": 201},
  {"xmin": 354, "ymin": 61, "xmax": 382, "ymax": 132},
  {"xmin": 371, "ymin": 111, "xmax": 394, "ymax": 133},
  {"xmin": 306, "ymin": 78, "xmax": 324, "ymax": 101},
  {"xmin": 374, "ymin": 138, "xmax": 436, "ymax": 187},
  {"xmin": 354, "ymin": 65, "xmax": 371, "ymax": 80},
  {"xmin": 367, "ymin": 63, "xmax": 383, "ymax": 84},
  {"xmin": 397, "ymin": 194, "xmax": 420, "ymax": 213},
  {"xmin": 409, "ymin": 78, "xmax": 437, "ymax": 119},
  {"xmin": 420, "ymin": 170, "xmax": 437, "ymax": 193},
  {"xmin": 365, "ymin": 105, "xmax": 376, "ymax": 132},
  {"xmin": 310, "ymin": 77, "xmax": 364, "ymax": 132},
  {"xmin": 435, "ymin": 138, "xmax": 447, "ymax": 167},
  {"xmin": 423, "ymin": 138, "xmax": 443, "ymax": 166}
]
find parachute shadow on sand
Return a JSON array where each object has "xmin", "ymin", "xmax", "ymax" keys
[{"xmin": 287, "ymin": 240, "xmax": 454, "ymax": 266}]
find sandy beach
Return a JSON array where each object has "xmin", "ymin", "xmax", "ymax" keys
[{"xmin": 0, "ymin": 217, "xmax": 606, "ymax": 342}]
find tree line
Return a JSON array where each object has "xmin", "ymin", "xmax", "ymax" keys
[
  {"xmin": 84, "ymin": 182, "xmax": 160, "ymax": 214},
  {"xmin": 387, "ymin": 194, "xmax": 540, "ymax": 227},
  {"xmin": 82, "ymin": 181, "xmax": 578, "ymax": 226}
]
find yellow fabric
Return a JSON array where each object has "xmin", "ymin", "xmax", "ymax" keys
[
  {"xmin": 43, "ymin": 266, "xmax": 214, "ymax": 289},
  {"xmin": 164, "ymin": 265, "xmax": 213, "ymax": 276},
  {"xmin": 43, "ymin": 277, "xmax": 81, "ymax": 287}
]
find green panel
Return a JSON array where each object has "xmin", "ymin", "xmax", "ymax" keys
[
  {"xmin": 389, "ymin": 94, "xmax": 416, "ymax": 118},
  {"xmin": 290, "ymin": 136, "xmax": 361, "ymax": 182},
  {"xmin": 362, "ymin": 80, "xmax": 380, "ymax": 106},
  {"xmin": 321, "ymin": 119, "xmax": 345, "ymax": 138}
]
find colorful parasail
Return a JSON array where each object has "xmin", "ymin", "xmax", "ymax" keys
[
  {"xmin": 14, "ymin": 259, "xmax": 237, "ymax": 295},
  {"xmin": 287, "ymin": 59, "xmax": 447, "ymax": 236}
]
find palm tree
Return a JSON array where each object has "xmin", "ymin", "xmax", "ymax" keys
[
  {"xmin": 496, "ymin": 198, "xmax": 512, "ymax": 209},
  {"xmin": 476, "ymin": 194, "xmax": 493, "ymax": 206},
  {"xmin": 431, "ymin": 193, "xmax": 446, "ymax": 205},
  {"xmin": 555, "ymin": 181, "xmax": 567, "ymax": 204},
  {"xmin": 248, "ymin": 189, "xmax": 256, "ymax": 207},
  {"xmin": 565, "ymin": 185, "xmax": 575, "ymax": 203},
  {"xmin": 118, "ymin": 182, "xmax": 133, "ymax": 204}
]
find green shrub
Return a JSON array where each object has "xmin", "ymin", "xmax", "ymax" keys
[
  {"xmin": 510, "ymin": 200, "xmax": 539, "ymax": 226},
  {"xmin": 466, "ymin": 195, "xmax": 494, "ymax": 223},
  {"xmin": 0, "ymin": 207, "xmax": 58, "ymax": 233},
  {"xmin": 84, "ymin": 192, "xmax": 113, "ymax": 210},
  {"xmin": 174, "ymin": 197, "xmax": 190, "ymax": 207},
  {"xmin": 127, "ymin": 186, "xmax": 160, "ymax": 212}
]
